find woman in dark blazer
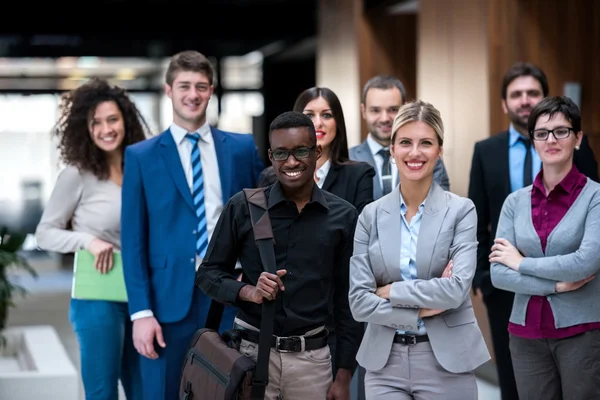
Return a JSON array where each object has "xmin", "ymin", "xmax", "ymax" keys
[{"xmin": 292, "ymin": 86, "xmax": 375, "ymax": 213}]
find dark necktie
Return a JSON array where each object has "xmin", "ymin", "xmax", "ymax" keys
[
  {"xmin": 379, "ymin": 148, "xmax": 392, "ymax": 195},
  {"xmin": 522, "ymin": 136, "xmax": 533, "ymax": 187}
]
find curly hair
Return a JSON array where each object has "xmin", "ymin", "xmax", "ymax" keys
[{"xmin": 52, "ymin": 77, "xmax": 150, "ymax": 179}]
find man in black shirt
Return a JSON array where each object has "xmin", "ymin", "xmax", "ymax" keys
[{"xmin": 197, "ymin": 111, "xmax": 361, "ymax": 399}]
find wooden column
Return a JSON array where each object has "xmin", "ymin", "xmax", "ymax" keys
[
  {"xmin": 317, "ymin": 0, "xmax": 418, "ymax": 146},
  {"xmin": 488, "ymin": 0, "xmax": 600, "ymax": 170},
  {"xmin": 418, "ymin": 0, "xmax": 491, "ymax": 198}
]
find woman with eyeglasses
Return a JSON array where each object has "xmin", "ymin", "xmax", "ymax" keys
[{"xmin": 490, "ymin": 96, "xmax": 600, "ymax": 399}]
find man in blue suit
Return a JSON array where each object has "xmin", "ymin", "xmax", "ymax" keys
[{"xmin": 121, "ymin": 50, "xmax": 264, "ymax": 400}]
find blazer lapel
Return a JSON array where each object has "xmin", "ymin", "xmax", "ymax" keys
[
  {"xmin": 377, "ymin": 190, "xmax": 403, "ymax": 282},
  {"xmin": 211, "ymin": 127, "xmax": 232, "ymax": 204},
  {"xmin": 356, "ymin": 141, "xmax": 382, "ymax": 198},
  {"xmin": 500, "ymin": 131, "xmax": 511, "ymax": 196},
  {"xmin": 322, "ymin": 163, "xmax": 340, "ymax": 191},
  {"xmin": 159, "ymin": 129, "xmax": 195, "ymax": 211},
  {"xmin": 416, "ymin": 183, "xmax": 449, "ymax": 279}
]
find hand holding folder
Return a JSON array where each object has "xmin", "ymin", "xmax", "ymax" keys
[{"xmin": 72, "ymin": 250, "xmax": 128, "ymax": 302}]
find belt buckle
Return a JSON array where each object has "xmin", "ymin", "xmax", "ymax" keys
[
  {"xmin": 275, "ymin": 336, "xmax": 302, "ymax": 353},
  {"xmin": 401, "ymin": 335, "xmax": 417, "ymax": 345}
]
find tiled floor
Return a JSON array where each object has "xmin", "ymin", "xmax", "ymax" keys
[{"xmin": 6, "ymin": 254, "xmax": 501, "ymax": 400}]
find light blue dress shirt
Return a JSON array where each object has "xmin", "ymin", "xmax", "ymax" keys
[
  {"xmin": 508, "ymin": 124, "xmax": 542, "ymax": 193},
  {"xmin": 397, "ymin": 193, "xmax": 426, "ymax": 335}
]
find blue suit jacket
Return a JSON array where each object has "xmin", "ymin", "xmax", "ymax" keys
[{"xmin": 121, "ymin": 126, "xmax": 264, "ymax": 324}]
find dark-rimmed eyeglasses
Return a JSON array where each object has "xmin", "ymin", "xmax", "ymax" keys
[
  {"xmin": 531, "ymin": 127, "xmax": 574, "ymax": 141},
  {"xmin": 269, "ymin": 146, "xmax": 316, "ymax": 161}
]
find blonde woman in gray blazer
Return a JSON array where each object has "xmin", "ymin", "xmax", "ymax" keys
[{"xmin": 349, "ymin": 100, "xmax": 490, "ymax": 400}]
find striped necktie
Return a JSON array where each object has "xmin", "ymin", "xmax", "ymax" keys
[{"xmin": 185, "ymin": 133, "xmax": 208, "ymax": 258}]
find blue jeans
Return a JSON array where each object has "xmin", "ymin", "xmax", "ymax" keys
[{"xmin": 69, "ymin": 299, "xmax": 142, "ymax": 400}]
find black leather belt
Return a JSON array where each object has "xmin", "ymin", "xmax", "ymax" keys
[
  {"xmin": 394, "ymin": 334, "xmax": 429, "ymax": 345},
  {"xmin": 236, "ymin": 328, "xmax": 329, "ymax": 353}
]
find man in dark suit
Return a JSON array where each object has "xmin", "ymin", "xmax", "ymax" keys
[
  {"xmin": 468, "ymin": 61, "xmax": 598, "ymax": 400},
  {"xmin": 350, "ymin": 75, "xmax": 450, "ymax": 198}
]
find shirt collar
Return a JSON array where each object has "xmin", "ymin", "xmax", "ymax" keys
[
  {"xmin": 533, "ymin": 165, "xmax": 583, "ymax": 195},
  {"xmin": 366, "ymin": 134, "xmax": 387, "ymax": 156},
  {"xmin": 268, "ymin": 181, "xmax": 329, "ymax": 210},
  {"xmin": 508, "ymin": 124, "xmax": 528, "ymax": 147},
  {"xmin": 315, "ymin": 160, "xmax": 331, "ymax": 187},
  {"xmin": 399, "ymin": 190, "xmax": 426, "ymax": 214},
  {"xmin": 170, "ymin": 121, "xmax": 212, "ymax": 145}
]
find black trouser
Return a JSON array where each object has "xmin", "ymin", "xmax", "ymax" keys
[
  {"xmin": 483, "ymin": 289, "xmax": 520, "ymax": 400},
  {"xmin": 509, "ymin": 330, "xmax": 600, "ymax": 400}
]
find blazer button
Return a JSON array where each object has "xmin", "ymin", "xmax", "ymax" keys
[
  {"xmin": 190, "ymin": 258, "xmax": 195, "ymax": 263},
  {"xmin": 406, "ymin": 325, "xmax": 413, "ymax": 331},
  {"xmin": 398, "ymin": 325, "xmax": 405, "ymax": 330},
  {"xmin": 192, "ymin": 230, "xmax": 197, "ymax": 234}
]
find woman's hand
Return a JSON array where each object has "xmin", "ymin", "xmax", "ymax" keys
[
  {"xmin": 442, "ymin": 260, "xmax": 453, "ymax": 278},
  {"xmin": 375, "ymin": 284, "xmax": 391, "ymax": 300},
  {"xmin": 87, "ymin": 238, "xmax": 114, "ymax": 274},
  {"xmin": 376, "ymin": 260, "xmax": 453, "ymax": 300},
  {"xmin": 489, "ymin": 238, "xmax": 523, "ymax": 271}
]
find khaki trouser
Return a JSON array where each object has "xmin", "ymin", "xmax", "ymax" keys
[{"xmin": 235, "ymin": 318, "xmax": 333, "ymax": 399}]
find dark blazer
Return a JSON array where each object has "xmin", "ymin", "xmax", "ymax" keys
[
  {"xmin": 468, "ymin": 131, "xmax": 598, "ymax": 296},
  {"xmin": 321, "ymin": 161, "xmax": 375, "ymax": 213}
]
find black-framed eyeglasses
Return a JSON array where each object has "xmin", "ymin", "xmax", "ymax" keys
[
  {"xmin": 269, "ymin": 146, "xmax": 316, "ymax": 161},
  {"xmin": 531, "ymin": 127, "xmax": 574, "ymax": 141}
]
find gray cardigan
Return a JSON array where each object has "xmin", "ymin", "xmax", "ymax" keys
[{"xmin": 491, "ymin": 179, "xmax": 600, "ymax": 328}]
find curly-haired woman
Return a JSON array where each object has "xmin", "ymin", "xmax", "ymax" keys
[{"xmin": 36, "ymin": 78, "xmax": 149, "ymax": 400}]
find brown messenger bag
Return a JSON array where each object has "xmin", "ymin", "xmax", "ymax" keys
[{"xmin": 179, "ymin": 187, "xmax": 277, "ymax": 400}]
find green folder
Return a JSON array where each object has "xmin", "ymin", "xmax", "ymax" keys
[{"xmin": 72, "ymin": 250, "xmax": 128, "ymax": 302}]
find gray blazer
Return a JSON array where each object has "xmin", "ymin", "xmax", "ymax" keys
[
  {"xmin": 491, "ymin": 179, "xmax": 600, "ymax": 328},
  {"xmin": 349, "ymin": 140, "xmax": 451, "ymax": 199},
  {"xmin": 349, "ymin": 182, "xmax": 490, "ymax": 373}
]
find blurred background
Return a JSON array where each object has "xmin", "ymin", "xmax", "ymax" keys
[{"xmin": 1, "ymin": 0, "xmax": 599, "ymax": 398}]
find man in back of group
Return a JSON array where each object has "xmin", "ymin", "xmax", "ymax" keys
[
  {"xmin": 197, "ymin": 111, "xmax": 362, "ymax": 399},
  {"xmin": 350, "ymin": 75, "xmax": 450, "ymax": 198},
  {"xmin": 468, "ymin": 61, "xmax": 599, "ymax": 400},
  {"xmin": 121, "ymin": 50, "xmax": 263, "ymax": 400}
]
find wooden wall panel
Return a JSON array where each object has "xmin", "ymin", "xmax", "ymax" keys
[
  {"xmin": 488, "ymin": 0, "xmax": 600, "ymax": 167},
  {"xmin": 357, "ymin": 9, "xmax": 417, "ymax": 141}
]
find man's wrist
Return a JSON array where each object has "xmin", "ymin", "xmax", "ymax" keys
[
  {"xmin": 237, "ymin": 284, "xmax": 256, "ymax": 303},
  {"xmin": 334, "ymin": 368, "xmax": 352, "ymax": 383},
  {"xmin": 131, "ymin": 309, "xmax": 153, "ymax": 321}
]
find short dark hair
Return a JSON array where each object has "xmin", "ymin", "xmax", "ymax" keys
[
  {"xmin": 361, "ymin": 75, "xmax": 407, "ymax": 104},
  {"xmin": 501, "ymin": 62, "xmax": 549, "ymax": 100},
  {"xmin": 528, "ymin": 96, "xmax": 581, "ymax": 139},
  {"xmin": 268, "ymin": 111, "xmax": 316, "ymax": 146},
  {"xmin": 293, "ymin": 87, "xmax": 350, "ymax": 164},
  {"xmin": 165, "ymin": 50, "xmax": 214, "ymax": 86}
]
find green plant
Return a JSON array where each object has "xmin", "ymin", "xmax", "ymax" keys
[{"xmin": 0, "ymin": 227, "xmax": 37, "ymax": 342}]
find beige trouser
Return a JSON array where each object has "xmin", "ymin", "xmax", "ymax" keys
[{"xmin": 235, "ymin": 318, "xmax": 333, "ymax": 400}]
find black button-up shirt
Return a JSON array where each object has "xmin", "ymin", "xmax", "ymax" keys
[{"xmin": 196, "ymin": 181, "xmax": 362, "ymax": 370}]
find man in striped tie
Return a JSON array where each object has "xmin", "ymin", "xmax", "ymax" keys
[{"xmin": 121, "ymin": 50, "xmax": 264, "ymax": 400}]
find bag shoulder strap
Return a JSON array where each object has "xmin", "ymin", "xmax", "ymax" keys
[{"xmin": 242, "ymin": 187, "xmax": 277, "ymax": 400}]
